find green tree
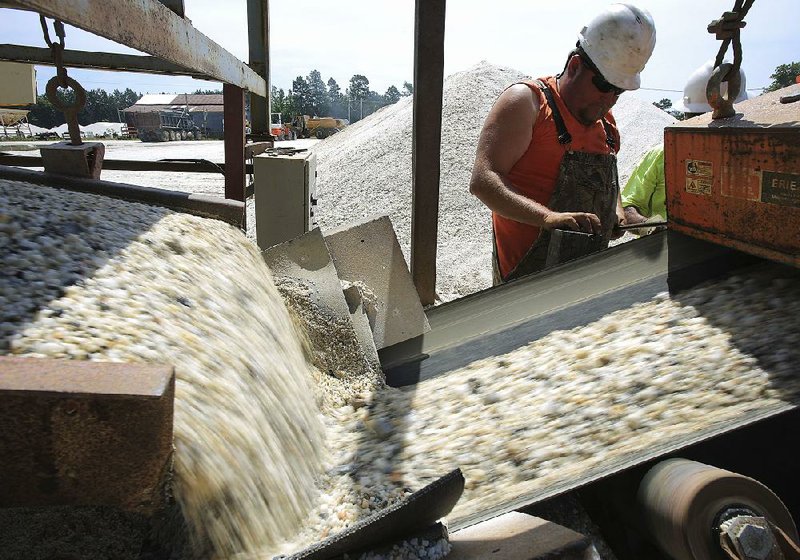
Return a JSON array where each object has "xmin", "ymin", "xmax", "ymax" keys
[
  {"xmin": 27, "ymin": 94, "xmax": 63, "ymax": 129},
  {"xmin": 292, "ymin": 75, "xmax": 312, "ymax": 114},
  {"xmin": 346, "ymin": 75, "xmax": 371, "ymax": 122},
  {"xmin": 384, "ymin": 85, "xmax": 401, "ymax": 105},
  {"xmin": 109, "ymin": 88, "xmax": 141, "ymax": 115},
  {"xmin": 347, "ymin": 74, "xmax": 370, "ymax": 102},
  {"xmin": 79, "ymin": 88, "xmax": 112, "ymax": 124},
  {"xmin": 306, "ymin": 70, "xmax": 330, "ymax": 116},
  {"xmin": 271, "ymin": 86, "xmax": 288, "ymax": 119},
  {"xmin": 327, "ymin": 77, "xmax": 347, "ymax": 119},
  {"xmin": 402, "ymin": 81, "xmax": 414, "ymax": 96},
  {"xmin": 653, "ymin": 98, "xmax": 672, "ymax": 111},
  {"xmin": 764, "ymin": 61, "xmax": 800, "ymax": 92}
]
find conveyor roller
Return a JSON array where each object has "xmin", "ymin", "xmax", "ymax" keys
[{"xmin": 637, "ymin": 459, "xmax": 798, "ymax": 560}]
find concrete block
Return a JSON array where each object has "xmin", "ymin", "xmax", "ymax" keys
[
  {"xmin": 448, "ymin": 512, "xmax": 598, "ymax": 560},
  {"xmin": 325, "ymin": 215, "xmax": 430, "ymax": 349},
  {"xmin": 40, "ymin": 141, "xmax": 105, "ymax": 179},
  {"xmin": 262, "ymin": 228, "xmax": 380, "ymax": 369},
  {"xmin": 0, "ymin": 357, "xmax": 174, "ymax": 515}
]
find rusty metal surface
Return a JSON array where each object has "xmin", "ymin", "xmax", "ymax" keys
[
  {"xmin": 0, "ymin": 356, "xmax": 172, "ymax": 398},
  {"xmin": 0, "ymin": 164, "xmax": 245, "ymax": 227},
  {"xmin": 410, "ymin": 0, "xmax": 446, "ymax": 306},
  {"xmin": 0, "ymin": 356, "xmax": 175, "ymax": 514},
  {"xmin": 0, "ymin": 44, "xmax": 207, "ymax": 78},
  {"xmin": 669, "ymin": 222, "xmax": 799, "ymax": 268},
  {"xmin": 223, "ymin": 83, "xmax": 246, "ymax": 203},
  {"xmin": 10, "ymin": 0, "xmax": 267, "ymax": 97},
  {"xmin": 665, "ymin": 116, "xmax": 800, "ymax": 267}
]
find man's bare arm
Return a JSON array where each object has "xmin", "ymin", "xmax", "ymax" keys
[{"xmin": 469, "ymin": 84, "xmax": 601, "ymax": 234}]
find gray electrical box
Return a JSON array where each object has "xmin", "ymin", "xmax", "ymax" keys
[{"xmin": 253, "ymin": 150, "xmax": 318, "ymax": 250}]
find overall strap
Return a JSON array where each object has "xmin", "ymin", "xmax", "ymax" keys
[
  {"xmin": 535, "ymin": 79, "xmax": 572, "ymax": 145},
  {"xmin": 601, "ymin": 118, "xmax": 617, "ymax": 153}
]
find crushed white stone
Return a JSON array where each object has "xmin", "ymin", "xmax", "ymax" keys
[
  {"xmin": 4, "ymin": 175, "xmax": 800, "ymax": 560},
  {"xmin": 0, "ymin": 179, "xmax": 326, "ymax": 558},
  {"xmin": 311, "ymin": 61, "xmax": 676, "ymax": 302}
]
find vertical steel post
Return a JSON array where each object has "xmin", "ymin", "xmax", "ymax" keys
[
  {"xmin": 247, "ymin": 0, "xmax": 272, "ymax": 141},
  {"xmin": 223, "ymin": 83, "xmax": 246, "ymax": 204},
  {"xmin": 410, "ymin": 0, "xmax": 446, "ymax": 306}
]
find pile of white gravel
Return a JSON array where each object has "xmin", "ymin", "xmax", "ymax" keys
[{"xmin": 312, "ymin": 61, "xmax": 675, "ymax": 302}]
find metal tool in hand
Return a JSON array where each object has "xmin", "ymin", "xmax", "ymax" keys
[
  {"xmin": 40, "ymin": 16, "xmax": 86, "ymax": 146},
  {"xmin": 615, "ymin": 220, "xmax": 668, "ymax": 231}
]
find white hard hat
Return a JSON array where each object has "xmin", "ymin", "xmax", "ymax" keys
[
  {"xmin": 682, "ymin": 59, "xmax": 748, "ymax": 114},
  {"xmin": 577, "ymin": 3, "xmax": 656, "ymax": 91}
]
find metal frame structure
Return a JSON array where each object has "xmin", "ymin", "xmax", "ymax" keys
[
  {"xmin": 0, "ymin": 0, "xmax": 270, "ymax": 204},
  {"xmin": 0, "ymin": 0, "xmax": 447, "ymax": 301}
]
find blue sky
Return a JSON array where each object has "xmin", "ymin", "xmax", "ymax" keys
[{"xmin": 2, "ymin": 1, "xmax": 798, "ymax": 107}]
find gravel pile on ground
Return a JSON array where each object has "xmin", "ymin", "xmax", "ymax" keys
[{"xmin": 312, "ymin": 61, "xmax": 675, "ymax": 302}]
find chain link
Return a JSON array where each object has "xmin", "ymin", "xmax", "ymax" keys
[
  {"xmin": 706, "ymin": 0, "xmax": 755, "ymax": 118},
  {"xmin": 40, "ymin": 16, "xmax": 86, "ymax": 145}
]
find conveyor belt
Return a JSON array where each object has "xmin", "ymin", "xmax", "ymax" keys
[
  {"xmin": 449, "ymin": 402, "xmax": 797, "ymax": 532},
  {"xmin": 378, "ymin": 231, "xmax": 799, "ymax": 533},
  {"xmin": 380, "ymin": 231, "xmax": 758, "ymax": 386}
]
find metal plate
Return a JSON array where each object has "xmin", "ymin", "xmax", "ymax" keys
[{"xmin": 288, "ymin": 469, "xmax": 464, "ymax": 560}]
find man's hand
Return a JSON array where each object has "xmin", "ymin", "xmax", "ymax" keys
[
  {"xmin": 623, "ymin": 205, "xmax": 648, "ymax": 225},
  {"xmin": 542, "ymin": 211, "xmax": 602, "ymax": 235},
  {"xmin": 611, "ymin": 207, "xmax": 627, "ymax": 240}
]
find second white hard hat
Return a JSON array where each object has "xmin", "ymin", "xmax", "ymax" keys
[
  {"xmin": 682, "ymin": 59, "xmax": 749, "ymax": 114},
  {"xmin": 578, "ymin": 3, "xmax": 657, "ymax": 91}
]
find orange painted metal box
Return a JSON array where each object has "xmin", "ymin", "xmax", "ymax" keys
[{"xmin": 664, "ymin": 85, "xmax": 800, "ymax": 267}]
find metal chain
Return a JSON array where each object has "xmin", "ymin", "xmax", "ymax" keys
[
  {"xmin": 40, "ymin": 16, "xmax": 86, "ymax": 145},
  {"xmin": 706, "ymin": 0, "xmax": 755, "ymax": 118}
]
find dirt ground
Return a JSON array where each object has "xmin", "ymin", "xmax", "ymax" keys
[{"xmin": 0, "ymin": 138, "xmax": 319, "ymax": 196}]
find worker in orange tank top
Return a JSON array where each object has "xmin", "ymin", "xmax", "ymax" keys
[{"xmin": 469, "ymin": 4, "xmax": 657, "ymax": 284}]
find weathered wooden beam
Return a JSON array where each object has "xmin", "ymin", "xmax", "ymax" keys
[
  {"xmin": 0, "ymin": 44, "xmax": 209, "ymax": 78},
  {"xmin": 11, "ymin": 0, "xmax": 266, "ymax": 96}
]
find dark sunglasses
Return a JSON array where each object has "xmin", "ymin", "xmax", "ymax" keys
[{"xmin": 577, "ymin": 50, "xmax": 626, "ymax": 96}]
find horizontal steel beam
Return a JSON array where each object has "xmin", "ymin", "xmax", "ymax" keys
[
  {"xmin": 9, "ymin": 0, "xmax": 266, "ymax": 97},
  {"xmin": 0, "ymin": 153, "xmax": 254, "ymax": 175},
  {"xmin": 0, "ymin": 44, "xmax": 210, "ymax": 78},
  {"xmin": 0, "ymin": 164, "xmax": 245, "ymax": 226}
]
